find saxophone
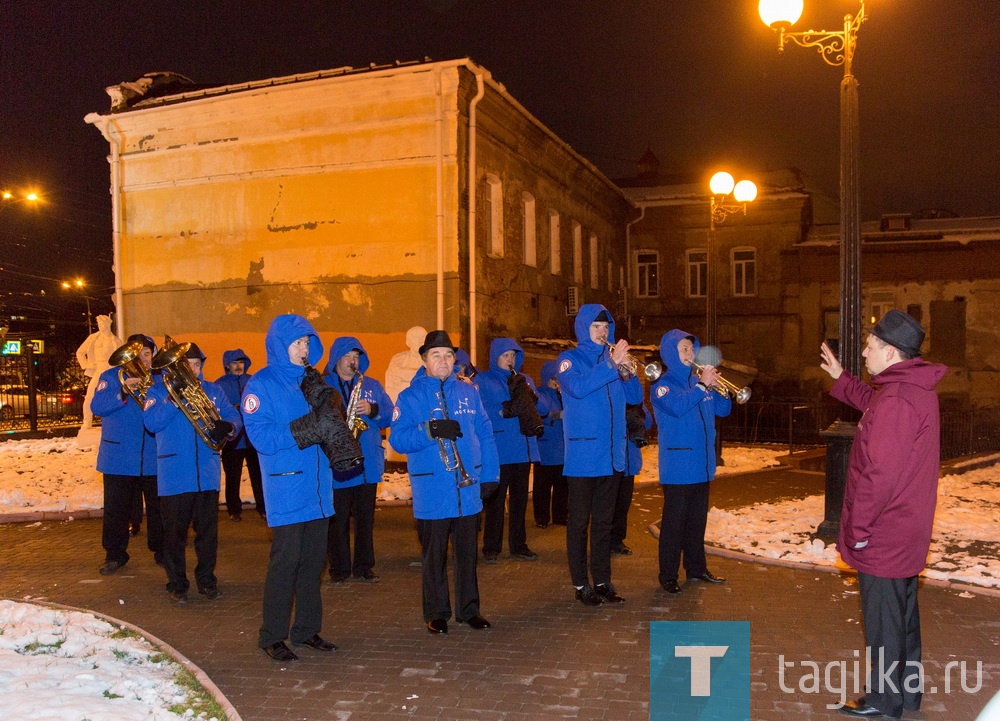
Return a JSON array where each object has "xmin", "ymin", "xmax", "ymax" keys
[{"xmin": 345, "ymin": 372, "xmax": 369, "ymax": 440}]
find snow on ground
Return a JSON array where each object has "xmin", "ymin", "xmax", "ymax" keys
[{"xmin": 0, "ymin": 599, "xmax": 220, "ymax": 720}]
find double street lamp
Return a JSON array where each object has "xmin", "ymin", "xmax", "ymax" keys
[
  {"xmin": 758, "ymin": 0, "xmax": 868, "ymax": 536},
  {"xmin": 706, "ymin": 171, "xmax": 757, "ymax": 348}
]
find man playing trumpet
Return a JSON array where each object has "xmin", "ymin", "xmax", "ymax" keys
[{"xmin": 390, "ymin": 330, "xmax": 499, "ymax": 635}]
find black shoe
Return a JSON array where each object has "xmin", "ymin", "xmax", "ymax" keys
[
  {"xmin": 262, "ymin": 641, "xmax": 298, "ymax": 662},
  {"xmin": 168, "ymin": 590, "xmax": 188, "ymax": 604},
  {"xmin": 575, "ymin": 585, "xmax": 605, "ymax": 606},
  {"xmin": 426, "ymin": 619, "xmax": 448, "ymax": 634},
  {"xmin": 535, "ymin": 521, "xmax": 549, "ymax": 529},
  {"xmin": 353, "ymin": 570, "xmax": 380, "ymax": 583},
  {"xmin": 594, "ymin": 583, "xmax": 625, "ymax": 604},
  {"xmin": 229, "ymin": 513, "xmax": 242, "ymax": 522},
  {"xmin": 294, "ymin": 634, "xmax": 338, "ymax": 652},
  {"xmin": 661, "ymin": 580, "xmax": 682, "ymax": 594},
  {"xmin": 459, "ymin": 615, "xmax": 492, "ymax": 630},
  {"xmin": 610, "ymin": 543, "xmax": 633, "ymax": 556},
  {"xmin": 839, "ymin": 698, "xmax": 890, "ymax": 718},
  {"xmin": 482, "ymin": 553, "xmax": 498, "ymax": 565},
  {"xmin": 129, "ymin": 524, "xmax": 141, "ymax": 537},
  {"xmin": 99, "ymin": 560, "xmax": 125, "ymax": 576},
  {"xmin": 510, "ymin": 547, "xmax": 538, "ymax": 560},
  {"xmin": 330, "ymin": 572, "xmax": 350, "ymax": 585},
  {"xmin": 688, "ymin": 571, "xmax": 726, "ymax": 584},
  {"xmin": 198, "ymin": 585, "xmax": 222, "ymax": 600}
]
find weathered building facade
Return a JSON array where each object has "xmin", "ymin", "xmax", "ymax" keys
[{"xmin": 85, "ymin": 60, "xmax": 632, "ymax": 377}]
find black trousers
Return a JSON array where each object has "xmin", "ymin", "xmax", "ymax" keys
[
  {"xmin": 858, "ymin": 573, "xmax": 922, "ymax": 717},
  {"xmin": 658, "ymin": 482, "xmax": 710, "ymax": 584},
  {"xmin": 566, "ymin": 473, "xmax": 619, "ymax": 588},
  {"xmin": 103, "ymin": 474, "xmax": 162, "ymax": 564},
  {"xmin": 159, "ymin": 490, "xmax": 219, "ymax": 593},
  {"xmin": 482, "ymin": 462, "xmax": 530, "ymax": 555},
  {"xmin": 611, "ymin": 474, "xmax": 635, "ymax": 548},
  {"xmin": 416, "ymin": 514, "xmax": 481, "ymax": 622},
  {"xmin": 259, "ymin": 517, "xmax": 330, "ymax": 648},
  {"xmin": 532, "ymin": 463, "xmax": 568, "ymax": 526},
  {"xmin": 221, "ymin": 445, "xmax": 264, "ymax": 517},
  {"xmin": 328, "ymin": 482, "xmax": 377, "ymax": 577}
]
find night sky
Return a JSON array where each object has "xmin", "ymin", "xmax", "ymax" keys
[{"xmin": 3, "ymin": 1, "xmax": 999, "ymax": 336}]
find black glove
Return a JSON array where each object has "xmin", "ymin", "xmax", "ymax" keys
[
  {"xmin": 207, "ymin": 420, "xmax": 235, "ymax": 447},
  {"xmin": 626, "ymin": 403, "xmax": 648, "ymax": 448},
  {"xmin": 367, "ymin": 402, "xmax": 379, "ymax": 419},
  {"xmin": 300, "ymin": 366, "xmax": 337, "ymax": 410},
  {"xmin": 480, "ymin": 481, "xmax": 499, "ymax": 502},
  {"xmin": 428, "ymin": 419, "xmax": 462, "ymax": 441}
]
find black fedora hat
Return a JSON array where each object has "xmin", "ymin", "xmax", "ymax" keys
[
  {"xmin": 871, "ymin": 310, "xmax": 924, "ymax": 357},
  {"xmin": 419, "ymin": 330, "xmax": 458, "ymax": 356}
]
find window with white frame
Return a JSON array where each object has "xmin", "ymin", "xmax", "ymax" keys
[
  {"xmin": 868, "ymin": 289, "xmax": 896, "ymax": 325},
  {"xmin": 589, "ymin": 234, "xmax": 599, "ymax": 289},
  {"xmin": 485, "ymin": 173, "xmax": 504, "ymax": 258},
  {"xmin": 731, "ymin": 247, "xmax": 756, "ymax": 297},
  {"xmin": 687, "ymin": 248, "xmax": 707, "ymax": 298},
  {"xmin": 636, "ymin": 251, "xmax": 659, "ymax": 298},
  {"xmin": 522, "ymin": 192, "xmax": 536, "ymax": 267},
  {"xmin": 572, "ymin": 222, "xmax": 583, "ymax": 284},
  {"xmin": 548, "ymin": 210, "xmax": 561, "ymax": 275}
]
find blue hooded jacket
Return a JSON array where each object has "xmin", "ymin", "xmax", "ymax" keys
[
  {"xmin": 143, "ymin": 346, "xmax": 242, "ymax": 498},
  {"xmin": 535, "ymin": 360, "xmax": 564, "ymax": 467},
  {"xmin": 476, "ymin": 338, "xmax": 540, "ymax": 465},
  {"xmin": 323, "ymin": 336, "xmax": 393, "ymax": 487},
  {"xmin": 213, "ymin": 349, "xmax": 252, "ymax": 450},
  {"xmin": 557, "ymin": 304, "xmax": 642, "ymax": 477},
  {"xmin": 242, "ymin": 315, "xmax": 335, "ymax": 527},
  {"xmin": 390, "ymin": 366, "xmax": 500, "ymax": 520},
  {"xmin": 650, "ymin": 328, "xmax": 732, "ymax": 484},
  {"xmin": 91, "ymin": 361, "xmax": 158, "ymax": 477}
]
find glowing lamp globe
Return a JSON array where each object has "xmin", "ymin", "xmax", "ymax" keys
[
  {"xmin": 733, "ymin": 180, "xmax": 758, "ymax": 203},
  {"xmin": 709, "ymin": 172, "xmax": 735, "ymax": 196},
  {"xmin": 758, "ymin": 0, "xmax": 803, "ymax": 28}
]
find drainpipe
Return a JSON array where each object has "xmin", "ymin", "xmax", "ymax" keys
[
  {"xmin": 434, "ymin": 67, "xmax": 445, "ymax": 329},
  {"xmin": 466, "ymin": 71, "xmax": 485, "ymax": 366},
  {"xmin": 102, "ymin": 119, "xmax": 127, "ymax": 337},
  {"xmin": 624, "ymin": 205, "xmax": 645, "ymax": 341}
]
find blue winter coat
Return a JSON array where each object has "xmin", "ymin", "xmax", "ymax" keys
[
  {"xmin": 557, "ymin": 303, "xmax": 641, "ymax": 477},
  {"xmin": 650, "ymin": 328, "xmax": 732, "ymax": 485},
  {"xmin": 143, "ymin": 368, "xmax": 242, "ymax": 498},
  {"xmin": 242, "ymin": 315, "xmax": 335, "ymax": 528},
  {"xmin": 323, "ymin": 336, "xmax": 393, "ymax": 487},
  {"xmin": 389, "ymin": 367, "xmax": 499, "ymax": 520},
  {"xmin": 476, "ymin": 338, "xmax": 540, "ymax": 465},
  {"xmin": 535, "ymin": 360, "xmax": 564, "ymax": 467},
  {"xmin": 213, "ymin": 349, "xmax": 253, "ymax": 450},
  {"xmin": 91, "ymin": 366, "xmax": 158, "ymax": 477}
]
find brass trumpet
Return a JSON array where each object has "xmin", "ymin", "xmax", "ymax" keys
[
  {"xmin": 432, "ymin": 388, "xmax": 476, "ymax": 488},
  {"xmin": 691, "ymin": 361, "xmax": 752, "ymax": 404},
  {"xmin": 108, "ymin": 340, "xmax": 153, "ymax": 408},
  {"xmin": 606, "ymin": 343, "xmax": 662, "ymax": 381}
]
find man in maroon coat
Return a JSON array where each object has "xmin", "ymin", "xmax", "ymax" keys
[{"xmin": 820, "ymin": 310, "xmax": 947, "ymax": 719}]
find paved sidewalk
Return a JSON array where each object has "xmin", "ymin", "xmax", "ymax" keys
[{"xmin": 1, "ymin": 470, "xmax": 998, "ymax": 720}]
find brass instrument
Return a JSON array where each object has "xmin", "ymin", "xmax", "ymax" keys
[
  {"xmin": 345, "ymin": 372, "xmax": 369, "ymax": 440},
  {"xmin": 108, "ymin": 340, "xmax": 153, "ymax": 408},
  {"xmin": 433, "ymin": 387, "xmax": 476, "ymax": 488},
  {"xmin": 606, "ymin": 342, "xmax": 663, "ymax": 381},
  {"xmin": 151, "ymin": 336, "xmax": 229, "ymax": 451},
  {"xmin": 691, "ymin": 361, "xmax": 752, "ymax": 404}
]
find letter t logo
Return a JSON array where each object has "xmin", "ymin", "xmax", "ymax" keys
[{"xmin": 675, "ymin": 645, "xmax": 729, "ymax": 696}]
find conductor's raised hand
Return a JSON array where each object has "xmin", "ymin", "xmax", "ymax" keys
[{"xmin": 820, "ymin": 342, "xmax": 843, "ymax": 380}]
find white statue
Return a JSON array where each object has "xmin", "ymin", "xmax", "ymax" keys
[
  {"xmin": 385, "ymin": 326, "xmax": 427, "ymax": 404},
  {"xmin": 75, "ymin": 315, "xmax": 122, "ymax": 431}
]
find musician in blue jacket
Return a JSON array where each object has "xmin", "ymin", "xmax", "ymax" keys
[
  {"xmin": 91, "ymin": 333, "xmax": 163, "ymax": 575},
  {"xmin": 650, "ymin": 329, "xmax": 731, "ymax": 595},
  {"xmin": 243, "ymin": 314, "xmax": 343, "ymax": 662},
  {"xmin": 476, "ymin": 337, "xmax": 541, "ymax": 563},
  {"xmin": 143, "ymin": 343, "xmax": 240, "ymax": 604},
  {"xmin": 613, "ymin": 385, "xmax": 652, "ymax": 556},
  {"xmin": 557, "ymin": 304, "xmax": 642, "ymax": 606},
  {"xmin": 214, "ymin": 349, "xmax": 265, "ymax": 521},
  {"xmin": 533, "ymin": 360, "xmax": 567, "ymax": 528},
  {"xmin": 390, "ymin": 330, "xmax": 499, "ymax": 635},
  {"xmin": 323, "ymin": 336, "xmax": 393, "ymax": 583}
]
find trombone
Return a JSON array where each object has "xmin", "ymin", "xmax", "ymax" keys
[{"xmin": 691, "ymin": 361, "xmax": 752, "ymax": 404}]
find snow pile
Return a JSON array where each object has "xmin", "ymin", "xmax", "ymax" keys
[
  {"xmin": 0, "ymin": 438, "xmax": 102, "ymax": 512},
  {"xmin": 0, "ymin": 599, "xmax": 216, "ymax": 720}
]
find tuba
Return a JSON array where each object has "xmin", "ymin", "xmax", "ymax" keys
[
  {"xmin": 345, "ymin": 372, "xmax": 369, "ymax": 440},
  {"xmin": 109, "ymin": 340, "xmax": 153, "ymax": 408},
  {"xmin": 151, "ymin": 336, "xmax": 230, "ymax": 451},
  {"xmin": 433, "ymin": 387, "xmax": 476, "ymax": 488}
]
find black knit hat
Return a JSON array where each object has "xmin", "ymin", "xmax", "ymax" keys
[
  {"xmin": 418, "ymin": 330, "xmax": 458, "ymax": 356},
  {"xmin": 871, "ymin": 310, "xmax": 924, "ymax": 357}
]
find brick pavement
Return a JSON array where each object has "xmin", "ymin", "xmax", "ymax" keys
[{"xmin": 1, "ymin": 471, "xmax": 998, "ymax": 720}]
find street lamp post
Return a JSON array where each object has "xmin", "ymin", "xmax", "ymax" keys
[
  {"xmin": 759, "ymin": 0, "xmax": 868, "ymax": 536},
  {"xmin": 707, "ymin": 171, "xmax": 758, "ymax": 348},
  {"xmin": 62, "ymin": 279, "xmax": 93, "ymax": 334}
]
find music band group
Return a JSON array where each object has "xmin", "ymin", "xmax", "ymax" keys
[{"xmin": 93, "ymin": 301, "xmax": 747, "ymax": 662}]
